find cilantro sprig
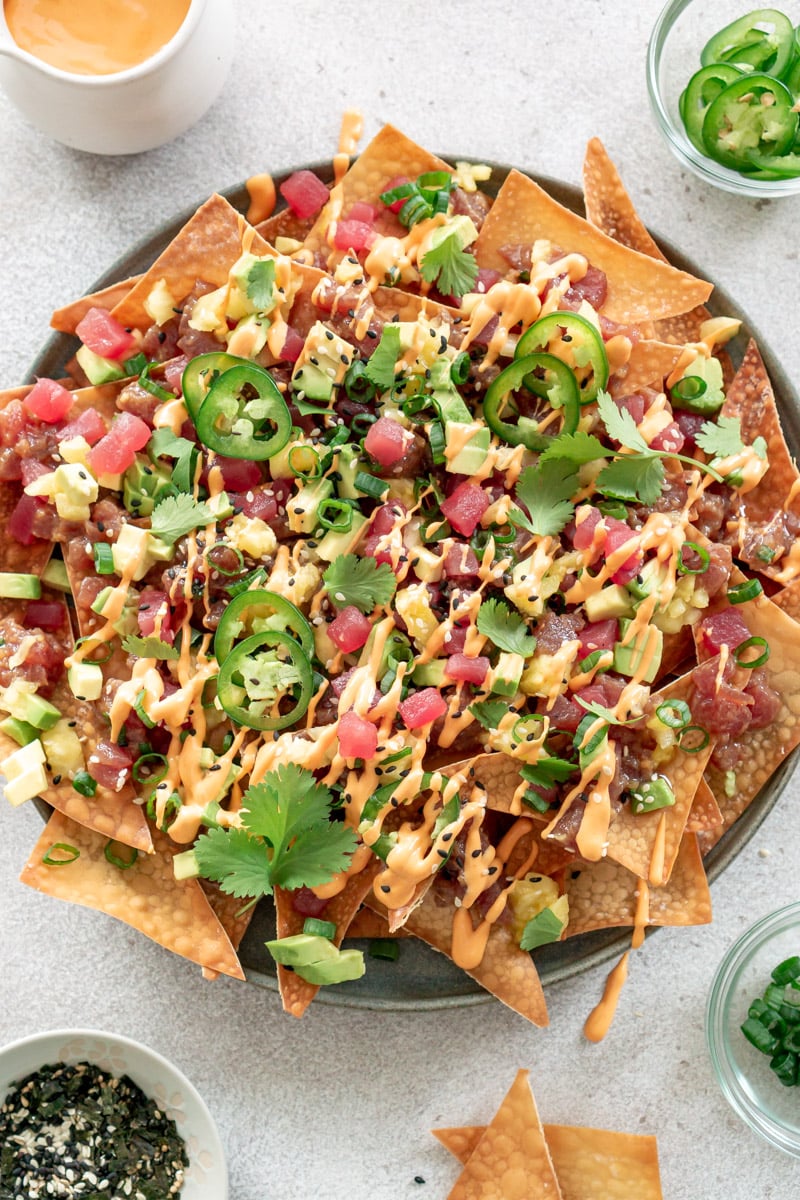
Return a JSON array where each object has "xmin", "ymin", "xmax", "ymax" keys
[
  {"xmin": 519, "ymin": 906, "xmax": 566, "ymax": 951},
  {"xmin": 120, "ymin": 635, "xmax": 180, "ymax": 661},
  {"xmin": 419, "ymin": 218, "xmax": 479, "ymax": 298},
  {"xmin": 246, "ymin": 258, "xmax": 277, "ymax": 311},
  {"xmin": 364, "ymin": 324, "xmax": 402, "ymax": 390},
  {"xmin": 477, "ymin": 598, "xmax": 537, "ymax": 656},
  {"xmin": 149, "ymin": 494, "xmax": 216, "ymax": 544},
  {"xmin": 193, "ymin": 765, "xmax": 357, "ymax": 904},
  {"xmin": 323, "ymin": 554, "xmax": 397, "ymax": 613},
  {"xmin": 509, "ymin": 459, "xmax": 580, "ymax": 537}
]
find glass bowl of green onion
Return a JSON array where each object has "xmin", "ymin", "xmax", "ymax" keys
[
  {"xmin": 706, "ymin": 901, "xmax": 800, "ymax": 1155},
  {"xmin": 647, "ymin": 0, "xmax": 800, "ymax": 196}
]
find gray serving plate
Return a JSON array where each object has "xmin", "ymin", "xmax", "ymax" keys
[{"xmin": 28, "ymin": 160, "xmax": 800, "ymax": 1009}]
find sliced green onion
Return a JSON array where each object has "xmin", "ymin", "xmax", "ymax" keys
[
  {"xmin": 379, "ymin": 181, "xmax": 417, "ymax": 206},
  {"xmin": 381, "ymin": 746, "xmax": 413, "ymax": 765},
  {"xmin": 132, "ymin": 752, "xmax": 169, "ymax": 785},
  {"xmin": 511, "ymin": 715, "xmax": 545, "ymax": 744},
  {"xmin": 727, "ymin": 579, "xmax": 763, "ymax": 604},
  {"xmin": 134, "ymin": 690, "xmax": 157, "ymax": 729},
  {"xmin": 656, "ymin": 699, "xmax": 691, "ymax": 730},
  {"xmin": 138, "ymin": 363, "xmax": 173, "ymax": 402},
  {"xmin": 288, "ymin": 444, "xmax": 322, "ymax": 480},
  {"xmin": 343, "ymin": 359, "xmax": 376, "ymax": 401},
  {"xmin": 207, "ymin": 543, "xmax": 245, "ymax": 577},
  {"xmin": 93, "ymin": 543, "xmax": 115, "ymax": 575},
  {"xmin": 756, "ymin": 545, "xmax": 777, "ymax": 564},
  {"xmin": 318, "ymin": 499, "xmax": 354, "ymax": 533},
  {"xmin": 74, "ymin": 636, "xmax": 113, "ymax": 665},
  {"xmin": 772, "ymin": 956, "xmax": 800, "ymax": 986},
  {"xmin": 428, "ymin": 421, "xmax": 446, "ymax": 465},
  {"xmin": 72, "ymin": 769, "xmax": 97, "ymax": 797},
  {"xmin": 354, "ymin": 471, "xmax": 389, "ymax": 499},
  {"xmin": 303, "ymin": 917, "xmax": 337, "ymax": 939},
  {"xmin": 741, "ymin": 1017, "xmax": 780, "ymax": 1055},
  {"xmin": 227, "ymin": 566, "xmax": 267, "ymax": 596},
  {"xmin": 369, "ymin": 939, "xmax": 400, "ymax": 961},
  {"xmin": 104, "ymin": 840, "xmax": 139, "ymax": 870},
  {"xmin": 677, "ymin": 541, "xmax": 710, "ymax": 575},
  {"xmin": 398, "ymin": 192, "xmax": 432, "ymax": 228},
  {"xmin": 678, "ymin": 724, "xmax": 710, "ymax": 753},
  {"xmin": 350, "ymin": 412, "xmax": 377, "ymax": 438},
  {"xmin": 770, "ymin": 1050, "xmax": 798, "ymax": 1087},
  {"xmin": 418, "ymin": 171, "xmax": 452, "ymax": 191},
  {"xmin": 123, "ymin": 352, "xmax": 148, "ymax": 376},
  {"xmin": 577, "ymin": 649, "xmax": 611, "ymax": 675},
  {"xmin": 734, "ymin": 636, "xmax": 770, "ymax": 669},
  {"xmin": 450, "ymin": 352, "xmax": 471, "ymax": 386},
  {"xmin": 42, "ymin": 842, "xmax": 80, "ymax": 866},
  {"xmin": 522, "ymin": 789, "xmax": 550, "ymax": 813},
  {"xmin": 671, "ymin": 375, "xmax": 707, "ymax": 401}
]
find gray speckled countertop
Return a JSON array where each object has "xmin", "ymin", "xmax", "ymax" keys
[{"xmin": 1, "ymin": 2, "xmax": 800, "ymax": 1197}]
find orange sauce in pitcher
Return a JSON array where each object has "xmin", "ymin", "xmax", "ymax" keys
[{"xmin": 5, "ymin": 0, "xmax": 191, "ymax": 75}]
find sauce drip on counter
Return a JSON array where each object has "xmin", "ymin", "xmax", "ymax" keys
[{"xmin": 5, "ymin": 0, "xmax": 191, "ymax": 75}]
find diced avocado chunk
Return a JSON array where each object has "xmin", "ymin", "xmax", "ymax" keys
[
  {"xmin": 76, "ymin": 345, "xmax": 125, "ymax": 385},
  {"xmin": 584, "ymin": 585, "xmax": 634, "ymax": 622},
  {"xmin": 0, "ymin": 573, "xmax": 41, "ymax": 600},
  {"xmin": 444, "ymin": 421, "xmax": 491, "ymax": 474},
  {"xmin": 173, "ymin": 849, "xmax": 201, "ymax": 881},
  {"xmin": 40, "ymin": 559, "xmax": 70, "ymax": 593},
  {"xmin": 0, "ymin": 717, "xmax": 39, "ymax": 747},
  {"xmin": 112, "ymin": 523, "xmax": 155, "ymax": 581},
  {"xmin": 292, "ymin": 322, "xmax": 356, "ymax": 401},
  {"xmin": 123, "ymin": 458, "xmax": 175, "ymax": 518},
  {"xmin": 68, "ymin": 661, "xmax": 103, "ymax": 702},
  {"xmin": 293, "ymin": 361, "xmax": 335, "ymax": 402},
  {"xmin": 629, "ymin": 777, "xmax": 676, "ymax": 815},
  {"xmin": 13, "ymin": 691, "xmax": 61, "ymax": 731},
  {"xmin": 315, "ymin": 511, "xmax": 368, "ymax": 562},
  {"xmin": 41, "ymin": 719, "xmax": 84, "ymax": 778},
  {"xmin": 412, "ymin": 659, "xmax": 449, "ymax": 687},
  {"xmin": 613, "ymin": 621, "xmax": 663, "ymax": 684},
  {"xmin": 335, "ymin": 443, "xmax": 363, "ymax": 500},
  {"xmin": 265, "ymin": 933, "xmax": 340, "ymax": 968},
  {"xmin": 286, "ymin": 477, "xmax": 333, "ymax": 535},
  {"xmin": 295, "ymin": 948, "xmax": 366, "ymax": 986},
  {"xmin": 490, "ymin": 651, "xmax": 525, "ymax": 697}
]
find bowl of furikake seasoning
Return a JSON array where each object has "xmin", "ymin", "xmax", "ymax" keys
[{"xmin": 0, "ymin": 1029, "xmax": 227, "ymax": 1198}]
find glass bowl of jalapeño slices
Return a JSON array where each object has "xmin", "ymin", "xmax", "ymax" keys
[
  {"xmin": 706, "ymin": 901, "xmax": 800, "ymax": 1156},
  {"xmin": 647, "ymin": 1, "xmax": 800, "ymax": 195}
]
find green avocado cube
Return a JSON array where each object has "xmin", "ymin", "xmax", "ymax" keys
[
  {"xmin": 295, "ymin": 948, "xmax": 366, "ymax": 986},
  {"xmin": 265, "ymin": 933, "xmax": 339, "ymax": 968}
]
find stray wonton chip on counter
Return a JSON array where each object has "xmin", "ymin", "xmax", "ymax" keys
[
  {"xmin": 433, "ymin": 1069, "xmax": 663, "ymax": 1199},
  {"xmin": 2, "ymin": 119, "xmax": 800, "ymax": 1036}
]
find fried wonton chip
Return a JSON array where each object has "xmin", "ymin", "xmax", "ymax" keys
[
  {"xmin": 435, "ymin": 1121, "xmax": 663, "ymax": 1200},
  {"xmin": 719, "ymin": 340, "xmax": 800, "ymax": 581},
  {"xmin": 273, "ymin": 856, "xmax": 383, "ymax": 1017},
  {"xmin": 582, "ymin": 137, "xmax": 709, "ymax": 346},
  {"xmin": 564, "ymin": 832, "xmax": 712, "ymax": 937},
  {"xmin": 772, "ymin": 578, "xmax": 800, "ymax": 621},
  {"xmin": 199, "ymin": 879, "xmax": 257, "ymax": 980},
  {"xmin": 446, "ymin": 1070, "xmax": 562, "ymax": 1200},
  {"xmin": 605, "ymin": 672, "xmax": 714, "ymax": 885},
  {"xmin": 303, "ymin": 124, "xmax": 451, "ymax": 254},
  {"xmin": 697, "ymin": 591, "xmax": 800, "ymax": 849},
  {"xmin": 110, "ymin": 195, "xmax": 272, "ymax": 331},
  {"xmin": 255, "ymin": 208, "xmax": 316, "ymax": 248},
  {"xmin": 345, "ymin": 905, "xmax": 412, "ymax": 940},
  {"xmin": 21, "ymin": 810, "xmax": 244, "ymax": 978},
  {"xmin": 368, "ymin": 876, "xmax": 549, "ymax": 1027},
  {"xmin": 608, "ymin": 339, "xmax": 683, "ymax": 397},
  {"xmin": 686, "ymin": 777, "xmax": 723, "ymax": 834},
  {"xmin": 473, "ymin": 169, "xmax": 712, "ymax": 325},
  {"xmin": 51, "ymin": 275, "xmax": 143, "ymax": 334}
]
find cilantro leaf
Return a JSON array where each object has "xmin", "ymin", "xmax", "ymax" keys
[
  {"xmin": 364, "ymin": 325, "xmax": 402, "ymax": 390},
  {"xmin": 520, "ymin": 757, "xmax": 577, "ymax": 787},
  {"xmin": 150, "ymin": 493, "xmax": 215, "ymax": 544},
  {"xmin": 595, "ymin": 454, "xmax": 665, "ymax": 504},
  {"xmin": 270, "ymin": 823, "xmax": 359, "ymax": 890},
  {"xmin": 421, "ymin": 241, "xmax": 478, "ymax": 299},
  {"xmin": 148, "ymin": 427, "xmax": 197, "ymax": 493},
  {"xmin": 519, "ymin": 906, "xmax": 566, "ymax": 952},
  {"xmin": 695, "ymin": 414, "xmax": 745, "ymax": 460},
  {"xmin": 193, "ymin": 765, "xmax": 358, "ymax": 902},
  {"xmin": 511, "ymin": 459, "xmax": 579, "ymax": 537},
  {"xmin": 596, "ymin": 389, "xmax": 649, "ymax": 453},
  {"xmin": 469, "ymin": 699, "xmax": 509, "ymax": 731},
  {"xmin": 323, "ymin": 554, "xmax": 397, "ymax": 613},
  {"xmin": 477, "ymin": 598, "xmax": 537, "ymax": 656},
  {"xmin": 538, "ymin": 431, "xmax": 609, "ymax": 467},
  {"xmin": 194, "ymin": 826, "xmax": 273, "ymax": 901},
  {"xmin": 241, "ymin": 764, "xmax": 331, "ymax": 848},
  {"xmin": 120, "ymin": 634, "xmax": 180, "ymax": 661},
  {"xmin": 246, "ymin": 258, "xmax": 277, "ymax": 310}
]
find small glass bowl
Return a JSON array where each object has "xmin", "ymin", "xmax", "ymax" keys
[
  {"xmin": 647, "ymin": 0, "xmax": 800, "ymax": 196},
  {"xmin": 706, "ymin": 901, "xmax": 800, "ymax": 1156}
]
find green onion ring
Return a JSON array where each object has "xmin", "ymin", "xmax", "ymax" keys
[
  {"xmin": 677, "ymin": 541, "xmax": 710, "ymax": 575},
  {"xmin": 678, "ymin": 725, "xmax": 710, "ymax": 753},
  {"xmin": 727, "ymin": 579, "xmax": 763, "ymax": 604},
  {"xmin": 42, "ymin": 843, "xmax": 80, "ymax": 866},
  {"xmin": 132, "ymin": 752, "xmax": 169, "ymax": 785},
  {"xmin": 656, "ymin": 699, "xmax": 691, "ymax": 730},
  {"xmin": 734, "ymin": 636, "xmax": 770, "ymax": 669},
  {"xmin": 104, "ymin": 840, "xmax": 139, "ymax": 870}
]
